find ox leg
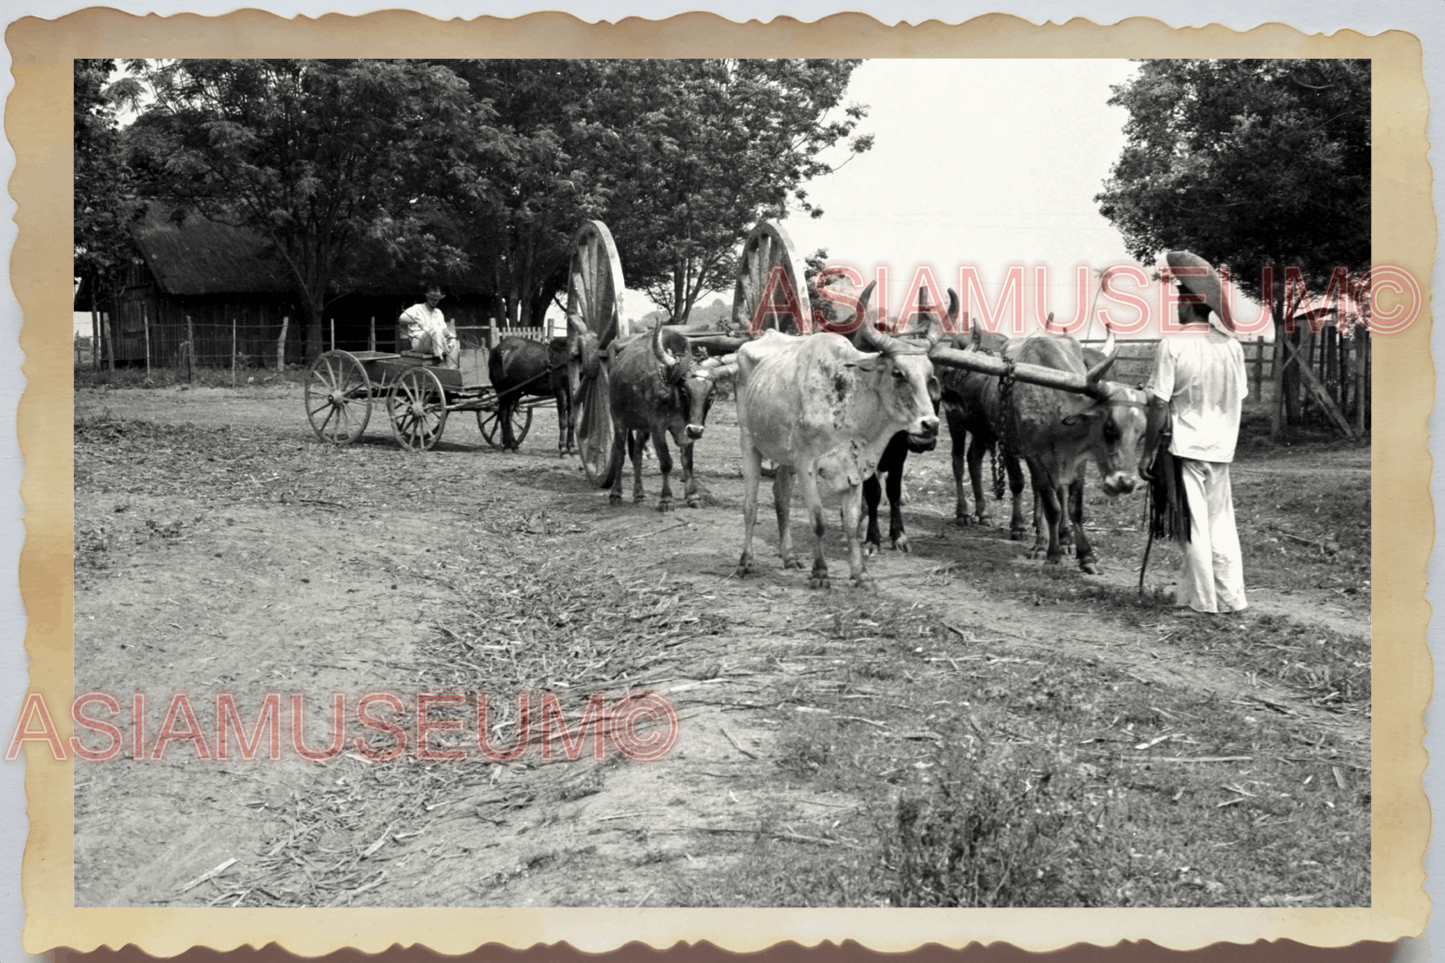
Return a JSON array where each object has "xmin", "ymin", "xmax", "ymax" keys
[
  {"xmin": 862, "ymin": 474, "xmax": 884, "ymax": 555},
  {"xmin": 1056, "ymin": 483, "xmax": 1075, "ymax": 556},
  {"xmin": 653, "ymin": 429, "xmax": 675, "ymax": 512},
  {"xmin": 1032, "ymin": 471, "xmax": 1065, "ymax": 566},
  {"xmin": 774, "ymin": 465, "xmax": 800, "ymax": 569},
  {"xmin": 607, "ymin": 426, "xmax": 629, "ymax": 506},
  {"xmin": 886, "ymin": 460, "xmax": 909, "ymax": 552},
  {"xmin": 1069, "ymin": 474, "xmax": 1100, "ymax": 574},
  {"xmin": 678, "ymin": 431, "xmax": 701, "ymax": 509},
  {"xmin": 1007, "ymin": 454, "xmax": 1028, "ymax": 541},
  {"xmin": 951, "ymin": 433, "xmax": 969, "ymax": 523},
  {"xmin": 967, "ymin": 435, "xmax": 990, "ymax": 526},
  {"xmin": 736, "ymin": 437, "xmax": 763, "ymax": 578},
  {"xmin": 796, "ymin": 470, "xmax": 835, "ymax": 589},
  {"xmin": 631, "ymin": 431, "xmax": 648, "ymax": 503},
  {"xmin": 837, "ymin": 482, "xmax": 875, "ymax": 589},
  {"xmin": 1029, "ymin": 487, "xmax": 1048, "ymax": 558}
]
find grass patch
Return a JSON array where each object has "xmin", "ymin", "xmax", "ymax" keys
[
  {"xmin": 76, "ymin": 365, "xmax": 308, "ymax": 391},
  {"xmin": 684, "ymin": 596, "xmax": 1370, "ymax": 907}
]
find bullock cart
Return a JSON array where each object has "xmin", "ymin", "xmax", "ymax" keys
[{"xmin": 304, "ymin": 343, "xmax": 554, "ymax": 452}]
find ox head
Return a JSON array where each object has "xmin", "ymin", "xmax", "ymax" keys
[
  {"xmin": 1064, "ymin": 381, "xmax": 1147, "ymax": 497},
  {"xmin": 651, "ymin": 317, "xmax": 737, "ymax": 441},
  {"xmin": 848, "ymin": 282, "xmax": 941, "ymax": 448},
  {"xmin": 1062, "ymin": 326, "xmax": 1142, "ymax": 497}
]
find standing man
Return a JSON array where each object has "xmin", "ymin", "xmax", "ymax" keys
[
  {"xmin": 400, "ymin": 282, "xmax": 460, "ymax": 369},
  {"xmin": 1139, "ymin": 251, "xmax": 1249, "ymax": 615}
]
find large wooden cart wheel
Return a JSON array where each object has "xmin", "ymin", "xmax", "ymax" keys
[
  {"xmin": 731, "ymin": 221, "xmax": 815, "ymax": 335},
  {"xmin": 306, "ymin": 350, "xmax": 372, "ymax": 445},
  {"xmin": 476, "ymin": 397, "xmax": 533, "ymax": 449},
  {"xmin": 565, "ymin": 220, "xmax": 630, "ymax": 487},
  {"xmin": 387, "ymin": 366, "xmax": 449, "ymax": 451}
]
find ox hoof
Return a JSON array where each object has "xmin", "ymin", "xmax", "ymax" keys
[
  {"xmin": 852, "ymin": 575, "xmax": 878, "ymax": 591},
  {"xmin": 863, "ymin": 540, "xmax": 881, "ymax": 557},
  {"xmin": 1078, "ymin": 555, "xmax": 1100, "ymax": 575},
  {"xmin": 955, "ymin": 513, "xmax": 976, "ymax": 527},
  {"xmin": 1043, "ymin": 555, "xmax": 1063, "ymax": 567},
  {"xmin": 1010, "ymin": 529, "xmax": 1028, "ymax": 542},
  {"xmin": 1028, "ymin": 545, "xmax": 1048, "ymax": 560},
  {"xmin": 891, "ymin": 536, "xmax": 910, "ymax": 553},
  {"xmin": 608, "ymin": 493, "xmax": 623, "ymax": 506},
  {"xmin": 633, "ymin": 494, "xmax": 646, "ymax": 504},
  {"xmin": 781, "ymin": 555, "xmax": 803, "ymax": 570},
  {"xmin": 735, "ymin": 553, "xmax": 754, "ymax": 578},
  {"xmin": 657, "ymin": 499, "xmax": 674, "ymax": 513},
  {"xmin": 686, "ymin": 496, "xmax": 702, "ymax": 509},
  {"xmin": 808, "ymin": 562, "xmax": 831, "ymax": 589}
]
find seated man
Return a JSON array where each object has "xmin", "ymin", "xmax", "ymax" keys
[{"xmin": 399, "ymin": 283, "xmax": 460, "ymax": 368}]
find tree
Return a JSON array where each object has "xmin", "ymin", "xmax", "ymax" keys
[
  {"xmin": 122, "ymin": 59, "xmax": 489, "ymax": 360},
  {"xmin": 74, "ymin": 59, "xmax": 137, "ymax": 364},
  {"xmin": 438, "ymin": 60, "xmax": 610, "ymax": 330},
  {"xmin": 587, "ymin": 59, "xmax": 872, "ymax": 323},
  {"xmin": 1095, "ymin": 59, "xmax": 1370, "ymax": 434}
]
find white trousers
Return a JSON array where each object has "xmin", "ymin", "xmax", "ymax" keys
[{"xmin": 1176, "ymin": 459, "xmax": 1247, "ymax": 614}]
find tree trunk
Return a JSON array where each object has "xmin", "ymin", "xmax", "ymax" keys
[
  {"xmin": 303, "ymin": 293, "xmax": 325, "ymax": 363},
  {"xmin": 672, "ymin": 261, "xmax": 687, "ymax": 324}
]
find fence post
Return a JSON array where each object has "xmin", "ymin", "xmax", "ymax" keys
[
  {"xmin": 369, "ymin": 316, "xmax": 375, "ymax": 352},
  {"xmin": 185, "ymin": 314, "xmax": 195, "ymax": 383},
  {"xmin": 1253, "ymin": 336, "xmax": 1264, "ymax": 400},
  {"xmin": 231, "ymin": 319, "xmax": 237, "ymax": 388},
  {"xmin": 277, "ymin": 316, "xmax": 289, "ymax": 372},
  {"xmin": 330, "ymin": 317, "xmax": 335, "ymax": 353}
]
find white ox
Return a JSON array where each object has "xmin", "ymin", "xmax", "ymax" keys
[{"xmin": 733, "ymin": 282, "xmax": 940, "ymax": 589}]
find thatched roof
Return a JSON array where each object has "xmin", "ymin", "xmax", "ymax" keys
[{"xmin": 129, "ymin": 201, "xmax": 294, "ymax": 297}]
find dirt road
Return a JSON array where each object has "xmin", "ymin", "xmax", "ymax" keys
[{"xmin": 72, "ymin": 384, "xmax": 1371, "ymax": 908}]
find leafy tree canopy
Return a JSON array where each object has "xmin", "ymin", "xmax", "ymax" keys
[{"xmin": 1096, "ymin": 58, "xmax": 1370, "ymax": 295}]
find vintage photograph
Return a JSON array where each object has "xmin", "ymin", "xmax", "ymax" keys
[{"xmin": 71, "ymin": 55, "xmax": 1373, "ymax": 911}]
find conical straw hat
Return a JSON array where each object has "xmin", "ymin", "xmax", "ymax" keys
[{"xmin": 1166, "ymin": 250, "xmax": 1236, "ymax": 332}]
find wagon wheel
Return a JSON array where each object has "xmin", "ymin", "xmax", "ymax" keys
[
  {"xmin": 476, "ymin": 394, "xmax": 533, "ymax": 449},
  {"xmin": 565, "ymin": 220, "xmax": 630, "ymax": 487},
  {"xmin": 387, "ymin": 366, "xmax": 449, "ymax": 451},
  {"xmin": 305, "ymin": 350, "xmax": 372, "ymax": 445},
  {"xmin": 731, "ymin": 221, "xmax": 815, "ymax": 336}
]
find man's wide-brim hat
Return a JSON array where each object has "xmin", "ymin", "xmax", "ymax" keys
[{"xmin": 1166, "ymin": 250, "xmax": 1236, "ymax": 333}]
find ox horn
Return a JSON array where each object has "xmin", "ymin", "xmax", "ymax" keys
[
  {"xmin": 853, "ymin": 281, "xmax": 894, "ymax": 355},
  {"xmin": 1086, "ymin": 323, "xmax": 1118, "ymax": 384},
  {"xmin": 946, "ymin": 288, "xmax": 960, "ymax": 330},
  {"xmin": 652, "ymin": 316, "xmax": 677, "ymax": 367}
]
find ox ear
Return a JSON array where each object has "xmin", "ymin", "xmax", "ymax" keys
[{"xmin": 845, "ymin": 355, "xmax": 882, "ymax": 373}]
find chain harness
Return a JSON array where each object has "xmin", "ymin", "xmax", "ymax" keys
[{"xmin": 992, "ymin": 360, "xmax": 1019, "ymax": 501}]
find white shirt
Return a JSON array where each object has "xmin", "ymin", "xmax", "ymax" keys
[
  {"xmin": 1146, "ymin": 325, "xmax": 1248, "ymax": 463},
  {"xmin": 400, "ymin": 302, "xmax": 453, "ymax": 356}
]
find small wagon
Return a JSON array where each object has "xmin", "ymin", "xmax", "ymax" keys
[{"xmin": 304, "ymin": 342, "xmax": 547, "ymax": 451}]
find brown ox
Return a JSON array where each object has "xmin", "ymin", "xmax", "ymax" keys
[{"xmin": 605, "ymin": 318, "xmax": 735, "ymax": 512}]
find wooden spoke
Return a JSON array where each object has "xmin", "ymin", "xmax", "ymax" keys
[
  {"xmin": 732, "ymin": 221, "xmax": 813, "ymax": 336},
  {"xmin": 564, "ymin": 220, "xmax": 629, "ymax": 488},
  {"xmin": 305, "ymin": 350, "xmax": 372, "ymax": 445},
  {"xmin": 476, "ymin": 397, "xmax": 533, "ymax": 449},
  {"xmin": 386, "ymin": 366, "xmax": 449, "ymax": 451},
  {"xmin": 574, "ymin": 367, "xmax": 616, "ymax": 488},
  {"xmin": 565, "ymin": 220, "xmax": 629, "ymax": 349}
]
